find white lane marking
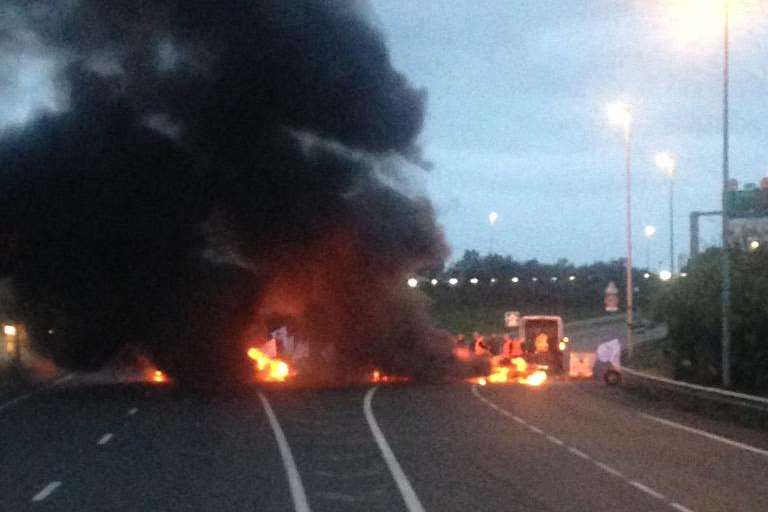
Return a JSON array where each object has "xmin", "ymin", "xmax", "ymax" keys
[
  {"xmin": 473, "ymin": 386, "xmax": 694, "ymax": 512},
  {"xmin": 0, "ymin": 392, "xmax": 32, "ymax": 413},
  {"xmin": 546, "ymin": 435, "xmax": 564, "ymax": 446},
  {"xmin": 364, "ymin": 387, "xmax": 426, "ymax": 512},
  {"xmin": 593, "ymin": 460, "xmax": 623, "ymax": 478},
  {"xmin": 629, "ymin": 480, "xmax": 666, "ymax": 501},
  {"xmin": 528, "ymin": 425, "xmax": 544, "ymax": 435},
  {"xmin": 127, "ymin": 407, "xmax": 138, "ymax": 416},
  {"xmin": 52, "ymin": 372, "xmax": 75, "ymax": 386},
  {"xmin": 97, "ymin": 433, "xmax": 114, "ymax": 446},
  {"xmin": 640, "ymin": 412, "xmax": 768, "ymax": 458},
  {"xmin": 31, "ymin": 481, "xmax": 61, "ymax": 502},
  {"xmin": 258, "ymin": 392, "xmax": 311, "ymax": 512},
  {"xmin": 568, "ymin": 447, "xmax": 591, "ymax": 460}
]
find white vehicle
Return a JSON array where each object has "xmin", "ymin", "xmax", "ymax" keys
[{"xmin": 519, "ymin": 315, "xmax": 568, "ymax": 374}]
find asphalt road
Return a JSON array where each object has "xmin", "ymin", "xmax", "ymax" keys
[{"xmin": 2, "ymin": 370, "xmax": 767, "ymax": 512}]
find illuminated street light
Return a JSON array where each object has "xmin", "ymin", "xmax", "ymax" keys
[
  {"xmin": 644, "ymin": 225, "xmax": 657, "ymax": 238},
  {"xmin": 644, "ymin": 272, "xmax": 651, "ymax": 279},
  {"xmin": 532, "ymin": 277, "xmax": 538, "ymax": 282},
  {"xmin": 490, "ymin": 277, "xmax": 497, "ymax": 284},
  {"xmin": 680, "ymin": 272, "xmax": 688, "ymax": 278},
  {"xmin": 469, "ymin": 277, "xmax": 479, "ymax": 285},
  {"xmin": 749, "ymin": 239, "xmax": 760, "ymax": 251},
  {"xmin": 430, "ymin": 278, "xmax": 439, "ymax": 286},
  {"xmin": 607, "ymin": 101, "xmax": 632, "ymax": 130},
  {"xmin": 659, "ymin": 270, "xmax": 673, "ymax": 281},
  {"xmin": 448, "ymin": 277, "xmax": 459, "ymax": 286},
  {"xmin": 406, "ymin": 277, "xmax": 418, "ymax": 288},
  {"xmin": 550, "ymin": 276, "xmax": 558, "ymax": 282},
  {"xmin": 3, "ymin": 324, "xmax": 17, "ymax": 336},
  {"xmin": 511, "ymin": 276, "xmax": 520, "ymax": 283},
  {"xmin": 569, "ymin": 275, "xmax": 576, "ymax": 281},
  {"xmin": 607, "ymin": 99, "xmax": 634, "ymax": 356}
]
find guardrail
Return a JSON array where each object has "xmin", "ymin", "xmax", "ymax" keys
[
  {"xmin": 622, "ymin": 366, "xmax": 768, "ymax": 413},
  {"xmin": 565, "ymin": 314, "xmax": 626, "ymax": 330}
]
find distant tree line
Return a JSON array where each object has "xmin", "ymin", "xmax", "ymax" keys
[{"xmin": 418, "ymin": 250, "xmax": 659, "ymax": 334}]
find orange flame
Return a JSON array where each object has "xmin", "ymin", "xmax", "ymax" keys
[
  {"xmin": 469, "ymin": 355, "xmax": 548, "ymax": 387},
  {"xmin": 519, "ymin": 370, "xmax": 547, "ymax": 387},
  {"xmin": 247, "ymin": 347, "xmax": 293, "ymax": 382}
]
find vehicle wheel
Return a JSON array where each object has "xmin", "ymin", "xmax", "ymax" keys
[{"xmin": 604, "ymin": 370, "xmax": 621, "ymax": 386}]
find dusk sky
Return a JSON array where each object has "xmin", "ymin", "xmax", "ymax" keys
[
  {"xmin": 2, "ymin": 1, "xmax": 767, "ymax": 268},
  {"xmin": 373, "ymin": 0, "xmax": 768, "ymax": 267}
]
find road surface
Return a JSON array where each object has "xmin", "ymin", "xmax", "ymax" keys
[{"xmin": 2, "ymin": 370, "xmax": 767, "ymax": 511}]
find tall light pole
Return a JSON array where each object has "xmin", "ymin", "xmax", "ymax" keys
[
  {"xmin": 655, "ymin": 152, "xmax": 676, "ymax": 274},
  {"xmin": 721, "ymin": 0, "xmax": 732, "ymax": 388},
  {"xmin": 643, "ymin": 224, "xmax": 657, "ymax": 270},
  {"xmin": 608, "ymin": 101, "xmax": 634, "ymax": 357}
]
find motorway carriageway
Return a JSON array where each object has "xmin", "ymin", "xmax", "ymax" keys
[{"xmin": 1, "ymin": 373, "xmax": 767, "ymax": 512}]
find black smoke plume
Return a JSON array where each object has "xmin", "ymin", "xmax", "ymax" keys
[{"xmin": 0, "ymin": 0, "xmax": 453, "ymax": 383}]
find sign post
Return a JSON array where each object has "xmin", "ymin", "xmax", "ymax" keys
[{"xmin": 604, "ymin": 282, "xmax": 619, "ymax": 313}]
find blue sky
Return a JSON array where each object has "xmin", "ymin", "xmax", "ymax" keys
[
  {"xmin": 2, "ymin": 1, "xmax": 767, "ymax": 269},
  {"xmin": 372, "ymin": 0, "xmax": 768, "ymax": 267}
]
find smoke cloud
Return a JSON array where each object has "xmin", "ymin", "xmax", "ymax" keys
[{"xmin": 0, "ymin": 0, "xmax": 452, "ymax": 383}]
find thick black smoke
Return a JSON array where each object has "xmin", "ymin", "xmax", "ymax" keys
[{"xmin": 0, "ymin": 0, "xmax": 452, "ymax": 383}]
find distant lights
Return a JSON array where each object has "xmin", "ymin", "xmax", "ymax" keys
[
  {"xmin": 430, "ymin": 278, "xmax": 439, "ymax": 286},
  {"xmin": 448, "ymin": 277, "xmax": 459, "ymax": 286},
  {"xmin": 659, "ymin": 270, "xmax": 672, "ymax": 281},
  {"xmin": 469, "ymin": 277, "xmax": 479, "ymax": 285},
  {"xmin": 680, "ymin": 272, "xmax": 688, "ymax": 278},
  {"xmin": 490, "ymin": 277, "xmax": 497, "ymax": 284},
  {"xmin": 511, "ymin": 276, "xmax": 520, "ymax": 283},
  {"xmin": 643, "ymin": 272, "xmax": 651, "ymax": 279},
  {"xmin": 406, "ymin": 277, "xmax": 418, "ymax": 288},
  {"xmin": 532, "ymin": 277, "xmax": 539, "ymax": 282},
  {"xmin": 568, "ymin": 275, "xmax": 576, "ymax": 281},
  {"xmin": 749, "ymin": 239, "xmax": 760, "ymax": 251},
  {"xmin": 550, "ymin": 276, "xmax": 558, "ymax": 282},
  {"xmin": 3, "ymin": 324, "xmax": 16, "ymax": 336}
]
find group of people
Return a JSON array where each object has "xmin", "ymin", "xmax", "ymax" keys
[{"xmin": 455, "ymin": 330, "xmax": 551, "ymax": 361}]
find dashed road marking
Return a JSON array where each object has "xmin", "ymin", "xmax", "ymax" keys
[
  {"xmin": 259, "ymin": 392, "xmax": 311, "ymax": 512},
  {"xmin": 97, "ymin": 433, "xmax": 114, "ymax": 446},
  {"xmin": 546, "ymin": 435, "xmax": 564, "ymax": 446},
  {"xmin": 127, "ymin": 407, "xmax": 138, "ymax": 416},
  {"xmin": 629, "ymin": 480, "xmax": 666, "ymax": 501},
  {"xmin": 52, "ymin": 372, "xmax": 75, "ymax": 386},
  {"xmin": 0, "ymin": 393, "xmax": 31, "ymax": 413},
  {"xmin": 568, "ymin": 447, "xmax": 591, "ymax": 460},
  {"xmin": 640, "ymin": 412, "xmax": 768, "ymax": 458},
  {"xmin": 32, "ymin": 481, "xmax": 61, "ymax": 502},
  {"xmin": 593, "ymin": 460, "xmax": 623, "ymax": 478},
  {"xmin": 472, "ymin": 384, "xmax": 696, "ymax": 512},
  {"xmin": 364, "ymin": 387, "xmax": 426, "ymax": 512}
]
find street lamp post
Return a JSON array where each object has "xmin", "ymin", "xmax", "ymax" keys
[
  {"xmin": 643, "ymin": 225, "xmax": 657, "ymax": 270},
  {"xmin": 721, "ymin": 0, "xmax": 732, "ymax": 388},
  {"xmin": 608, "ymin": 101, "xmax": 634, "ymax": 357},
  {"xmin": 655, "ymin": 152, "xmax": 676, "ymax": 274}
]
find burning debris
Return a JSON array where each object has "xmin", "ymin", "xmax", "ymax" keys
[
  {"xmin": 0, "ymin": 0, "xmax": 453, "ymax": 385},
  {"xmin": 472, "ymin": 357, "xmax": 549, "ymax": 387}
]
